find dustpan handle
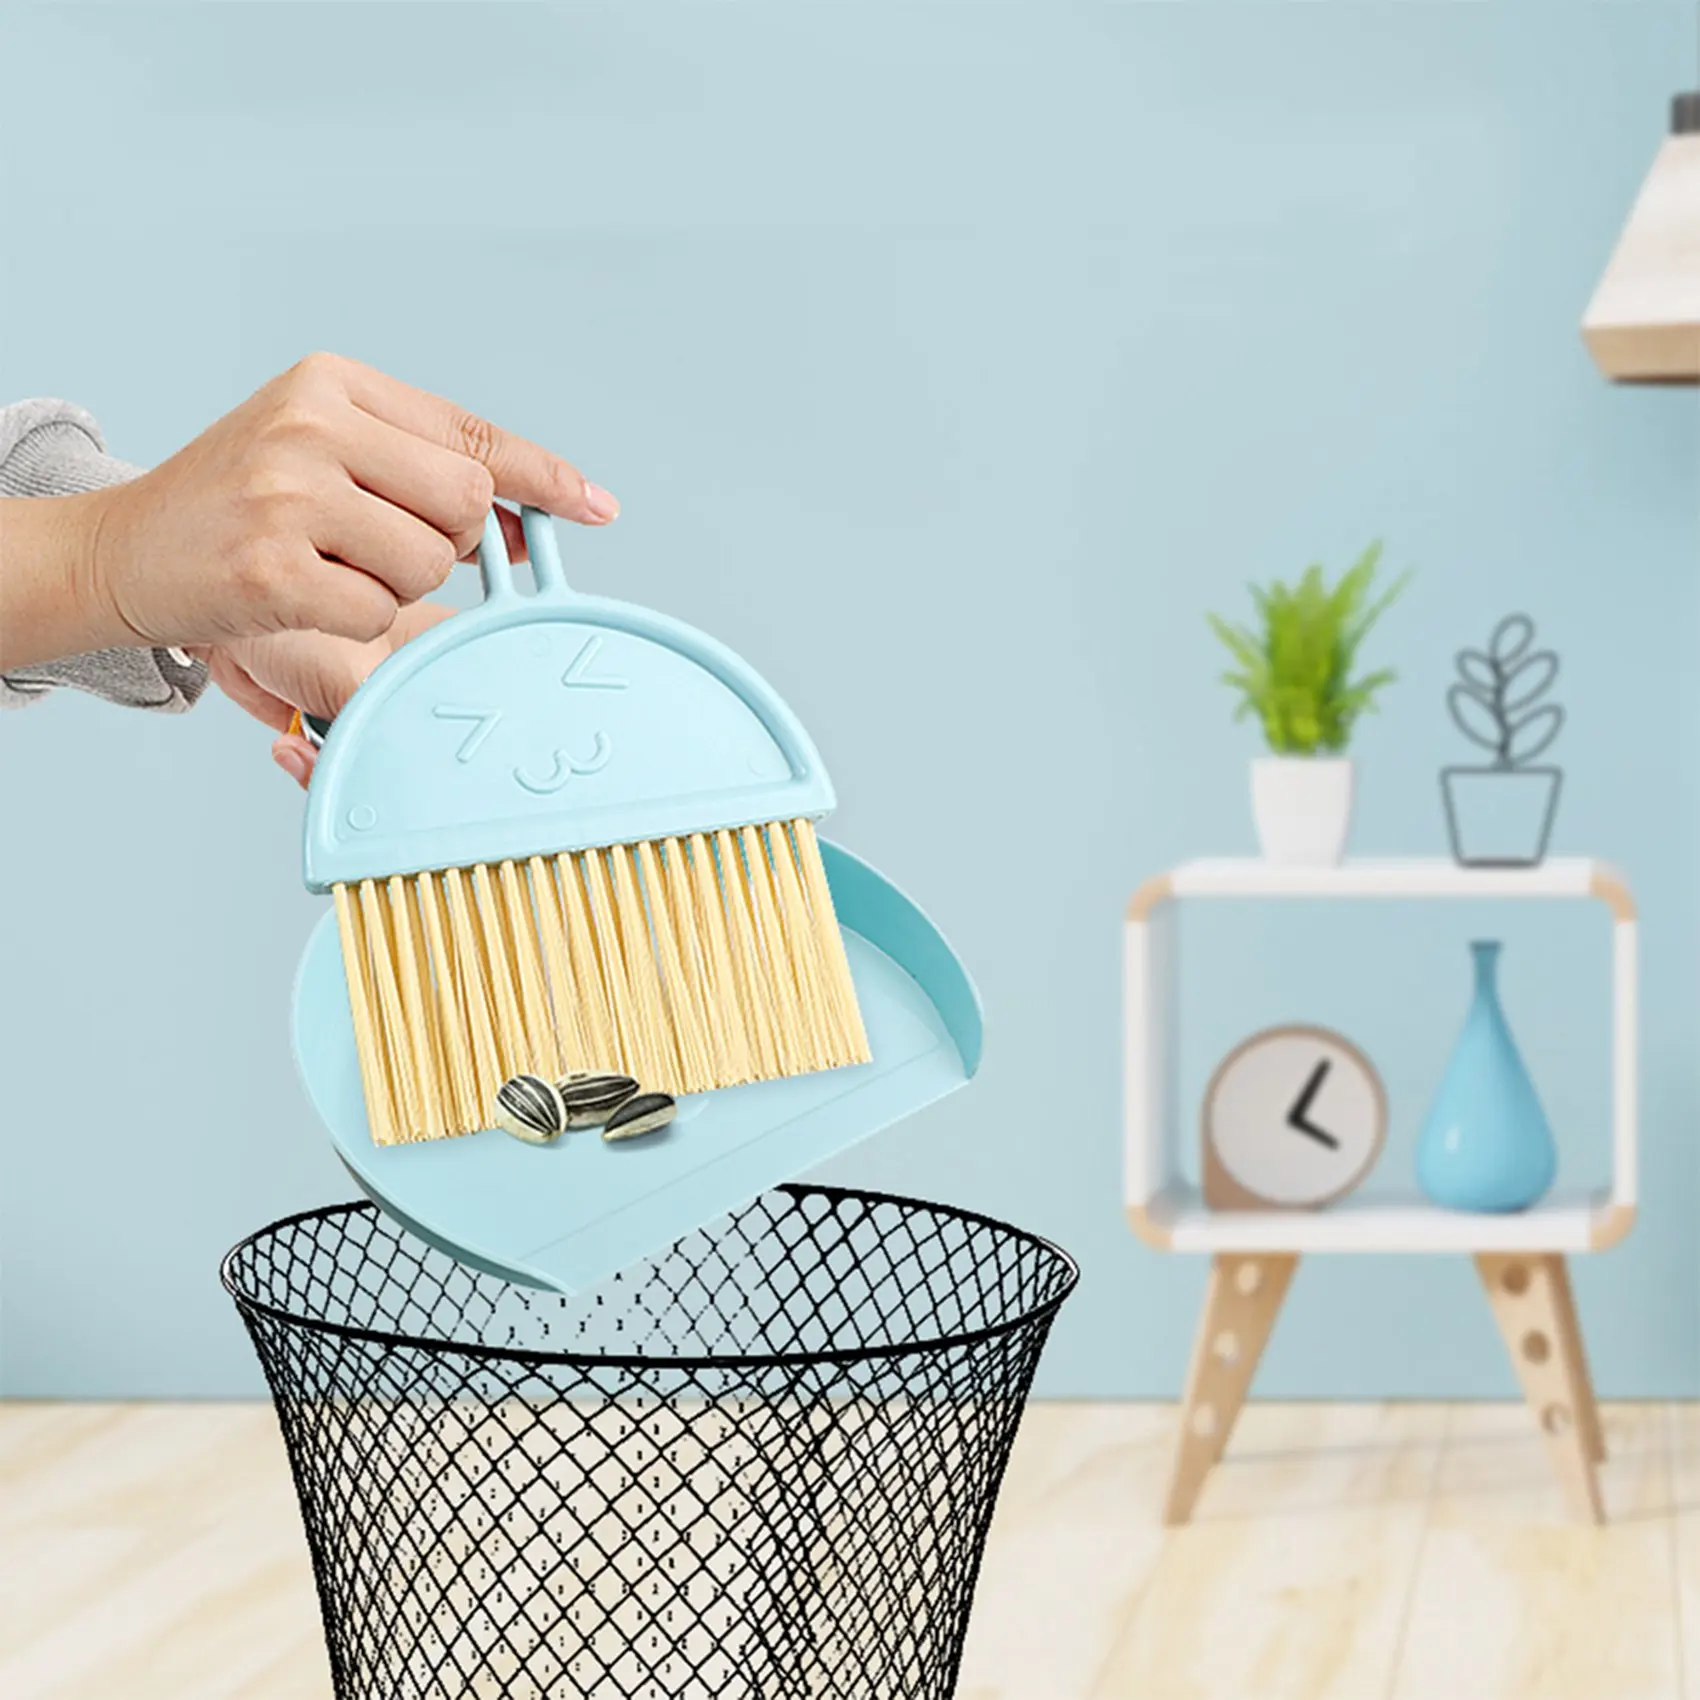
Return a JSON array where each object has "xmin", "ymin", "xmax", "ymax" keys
[{"xmin": 476, "ymin": 506, "xmax": 572, "ymax": 603}]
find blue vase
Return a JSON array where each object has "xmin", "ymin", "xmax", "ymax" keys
[{"xmin": 1415, "ymin": 940, "xmax": 1557, "ymax": 1212}]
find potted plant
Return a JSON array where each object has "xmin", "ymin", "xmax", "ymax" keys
[
  {"xmin": 1208, "ymin": 543, "xmax": 1410, "ymax": 867},
  {"xmin": 1440, "ymin": 614, "xmax": 1564, "ymax": 868}
]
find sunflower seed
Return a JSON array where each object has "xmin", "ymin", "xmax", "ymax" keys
[
  {"xmin": 493, "ymin": 1074, "xmax": 567, "ymax": 1144},
  {"xmin": 555, "ymin": 1071, "xmax": 640, "ymax": 1128},
  {"xmin": 601, "ymin": 1092, "xmax": 676, "ymax": 1143}
]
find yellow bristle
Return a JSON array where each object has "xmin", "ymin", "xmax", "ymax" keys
[
  {"xmin": 334, "ymin": 883, "xmax": 395, "ymax": 1148},
  {"xmin": 386, "ymin": 874, "xmax": 444, "ymax": 1141},
  {"xmin": 497, "ymin": 860, "xmax": 558, "ymax": 1077},
  {"xmin": 668, "ymin": 837, "xmax": 749, "ymax": 1086},
  {"xmin": 738, "ymin": 824, "xmax": 812, "ymax": 1074},
  {"xmin": 358, "ymin": 879, "xmax": 424, "ymax": 1140},
  {"xmin": 764, "ymin": 824, "xmax": 837, "ymax": 1070},
  {"xmin": 636, "ymin": 840, "xmax": 714, "ymax": 1090},
  {"xmin": 682, "ymin": 833, "xmax": 754, "ymax": 1085},
  {"xmin": 716, "ymin": 827, "xmax": 783, "ymax": 1080},
  {"xmin": 469, "ymin": 863, "xmax": 528, "ymax": 1083},
  {"xmin": 579, "ymin": 849, "xmax": 655, "ymax": 1084},
  {"xmin": 528, "ymin": 856, "xmax": 590, "ymax": 1074},
  {"xmin": 416, "ymin": 872, "xmax": 479, "ymax": 1132},
  {"xmin": 404, "ymin": 878, "xmax": 455, "ymax": 1130},
  {"xmin": 442, "ymin": 867, "xmax": 503, "ymax": 1108},
  {"xmin": 791, "ymin": 818, "xmax": 869, "ymax": 1058},
  {"xmin": 554, "ymin": 853, "xmax": 621, "ymax": 1070},
  {"xmin": 608, "ymin": 845, "xmax": 685, "ymax": 1087},
  {"xmin": 332, "ymin": 819, "xmax": 873, "ymax": 1145}
]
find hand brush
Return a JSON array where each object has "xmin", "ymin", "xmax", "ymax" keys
[{"xmin": 301, "ymin": 506, "xmax": 870, "ymax": 1145}]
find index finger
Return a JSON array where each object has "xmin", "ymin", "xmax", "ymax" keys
[{"xmin": 340, "ymin": 359, "xmax": 620, "ymax": 526}]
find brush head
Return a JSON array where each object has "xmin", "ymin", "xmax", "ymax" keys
[
  {"xmin": 294, "ymin": 837, "xmax": 984, "ymax": 1293},
  {"xmin": 303, "ymin": 509, "xmax": 834, "ymax": 891}
]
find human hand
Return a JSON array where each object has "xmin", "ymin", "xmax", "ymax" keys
[
  {"xmin": 203, "ymin": 600, "xmax": 457, "ymax": 787},
  {"xmin": 2, "ymin": 353, "xmax": 616, "ymax": 671}
]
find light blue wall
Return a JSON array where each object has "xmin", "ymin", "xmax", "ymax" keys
[{"xmin": 2, "ymin": 3, "xmax": 1695, "ymax": 1398}]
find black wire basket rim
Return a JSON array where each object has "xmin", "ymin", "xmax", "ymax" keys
[{"xmin": 219, "ymin": 1182, "xmax": 1080, "ymax": 1374}]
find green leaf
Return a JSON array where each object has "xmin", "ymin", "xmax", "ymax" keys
[
  {"xmin": 1210, "ymin": 544, "xmax": 1411, "ymax": 753},
  {"xmin": 1207, "ymin": 614, "xmax": 1263, "ymax": 673}
]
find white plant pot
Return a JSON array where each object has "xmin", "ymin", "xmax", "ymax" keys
[{"xmin": 1250, "ymin": 756, "xmax": 1354, "ymax": 867}]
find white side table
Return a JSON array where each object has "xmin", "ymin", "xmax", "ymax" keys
[{"xmin": 1123, "ymin": 858, "xmax": 1637, "ymax": 1525}]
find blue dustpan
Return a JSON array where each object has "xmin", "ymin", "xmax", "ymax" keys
[
  {"xmin": 294, "ymin": 838, "xmax": 981, "ymax": 1291},
  {"xmin": 291, "ymin": 508, "xmax": 982, "ymax": 1291}
]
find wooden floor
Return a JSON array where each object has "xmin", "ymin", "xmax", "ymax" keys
[{"xmin": 2, "ymin": 1400, "xmax": 1697, "ymax": 1699}]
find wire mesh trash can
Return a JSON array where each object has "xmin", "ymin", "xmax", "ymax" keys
[{"xmin": 222, "ymin": 1184, "xmax": 1078, "ymax": 1700}]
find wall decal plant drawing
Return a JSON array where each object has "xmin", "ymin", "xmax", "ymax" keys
[{"xmin": 1441, "ymin": 614, "xmax": 1564, "ymax": 868}]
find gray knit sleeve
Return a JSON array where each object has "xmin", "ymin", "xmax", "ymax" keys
[{"xmin": 0, "ymin": 399, "xmax": 208, "ymax": 713}]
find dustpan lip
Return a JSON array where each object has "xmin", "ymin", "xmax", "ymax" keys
[{"xmin": 220, "ymin": 1186, "xmax": 1079, "ymax": 1373}]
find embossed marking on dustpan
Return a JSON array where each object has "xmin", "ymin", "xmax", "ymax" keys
[
  {"xmin": 304, "ymin": 510, "xmax": 833, "ymax": 890},
  {"xmin": 293, "ymin": 838, "xmax": 983, "ymax": 1292}
]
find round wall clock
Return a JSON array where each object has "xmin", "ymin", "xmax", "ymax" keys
[{"xmin": 1201, "ymin": 1024, "xmax": 1388, "ymax": 1210}]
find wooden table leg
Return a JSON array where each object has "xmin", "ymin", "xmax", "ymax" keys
[
  {"xmin": 1474, "ymin": 1252, "xmax": 1605, "ymax": 1524},
  {"xmin": 1549, "ymin": 1257, "xmax": 1607, "ymax": 1464},
  {"xmin": 1162, "ymin": 1253, "xmax": 1298, "ymax": 1526}
]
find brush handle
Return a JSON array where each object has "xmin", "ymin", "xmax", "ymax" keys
[
  {"xmin": 285, "ymin": 709, "xmax": 332, "ymax": 746},
  {"xmin": 302, "ymin": 497, "xmax": 836, "ymax": 890},
  {"xmin": 477, "ymin": 506, "xmax": 572, "ymax": 603}
]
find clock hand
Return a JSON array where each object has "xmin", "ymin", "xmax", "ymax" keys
[{"xmin": 1287, "ymin": 1059, "xmax": 1340, "ymax": 1150}]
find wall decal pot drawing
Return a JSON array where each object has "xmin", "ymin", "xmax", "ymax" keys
[
  {"xmin": 1441, "ymin": 614, "xmax": 1564, "ymax": 868},
  {"xmin": 1415, "ymin": 940, "xmax": 1557, "ymax": 1213},
  {"xmin": 1209, "ymin": 542, "xmax": 1412, "ymax": 867}
]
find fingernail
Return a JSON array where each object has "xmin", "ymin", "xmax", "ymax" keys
[
  {"xmin": 582, "ymin": 481, "xmax": 620, "ymax": 522},
  {"xmin": 273, "ymin": 741, "xmax": 312, "ymax": 786}
]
